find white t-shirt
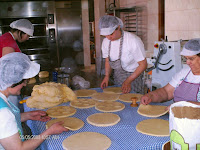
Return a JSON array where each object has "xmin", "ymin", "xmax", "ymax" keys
[
  {"xmin": 0, "ymin": 93, "xmax": 18, "ymax": 150},
  {"xmin": 101, "ymin": 31, "xmax": 146, "ymax": 72},
  {"xmin": 169, "ymin": 67, "xmax": 200, "ymax": 88}
]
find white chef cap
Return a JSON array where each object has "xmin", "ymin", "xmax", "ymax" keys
[
  {"xmin": 10, "ymin": 19, "xmax": 34, "ymax": 36},
  {"xmin": 180, "ymin": 38, "xmax": 200, "ymax": 56},
  {"xmin": 99, "ymin": 15, "xmax": 123, "ymax": 36},
  {"xmin": 0, "ymin": 52, "xmax": 40, "ymax": 91}
]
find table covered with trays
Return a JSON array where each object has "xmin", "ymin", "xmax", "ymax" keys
[{"xmin": 23, "ymin": 87, "xmax": 172, "ymax": 150}]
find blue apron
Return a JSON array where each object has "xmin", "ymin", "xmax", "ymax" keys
[{"xmin": 0, "ymin": 96, "xmax": 24, "ymax": 141}]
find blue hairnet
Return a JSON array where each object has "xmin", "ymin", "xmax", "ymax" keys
[
  {"xmin": 0, "ymin": 53, "xmax": 31, "ymax": 90},
  {"xmin": 99, "ymin": 15, "xmax": 123, "ymax": 35},
  {"xmin": 184, "ymin": 38, "xmax": 200, "ymax": 51},
  {"xmin": 180, "ymin": 38, "xmax": 200, "ymax": 56},
  {"xmin": 10, "ymin": 19, "xmax": 34, "ymax": 36},
  {"xmin": 99, "ymin": 15, "xmax": 123, "ymax": 29}
]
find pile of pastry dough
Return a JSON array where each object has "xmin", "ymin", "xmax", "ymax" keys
[{"xmin": 26, "ymin": 82, "xmax": 77, "ymax": 109}]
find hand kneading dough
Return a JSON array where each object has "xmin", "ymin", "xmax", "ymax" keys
[
  {"xmin": 95, "ymin": 101, "xmax": 125, "ymax": 112},
  {"xmin": 136, "ymin": 119, "xmax": 169, "ymax": 137},
  {"xmin": 137, "ymin": 104, "xmax": 168, "ymax": 117},
  {"xmin": 119, "ymin": 93, "xmax": 143, "ymax": 103},
  {"xmin": 39, "ymin": 71, "xmax": 49, "ymax": 78},
  {"xmin": 62, "ymin": 132, "xmax": 111, "ymax": 150},
  {"xmin": 103, "ymin": 87, "xmax": 122, "ymax": 94},
  {"xmin": 92, "ymin": 93, "xmax": 119, "ymax": 101},
  {"xmin": 87, "ymin": 113, "xmax": 120, "ymax": 127},
  {"xmin": 46, "ymin": 106, "xmax": 76, "ymax": 118},
  {"xmin": 70, "ymin": 99, "xmax": 96, "ymax": 109},
  {"xmin": 46, "ymin": 117, "xmax": 84, "ymax": 131},
  {"xmin": 74, "ymin": 89, "xmax": 97, "ymax": 97}
]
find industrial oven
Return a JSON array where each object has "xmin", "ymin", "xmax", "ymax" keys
[{"xmin": 0, "ymin": 1, "xmax": 83, "ymax": 71}]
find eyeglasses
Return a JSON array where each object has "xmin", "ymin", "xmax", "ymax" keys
[
  {"xmin": 11, "ymin": 79, "xmax": 29, "ymax": 88},
  {"xmin": 184, "ymin": 56, "xmax": 198, "ymax": 61}
]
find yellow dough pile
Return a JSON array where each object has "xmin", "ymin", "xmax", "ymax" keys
[{"xmin": 26, "ymin": 82, "xmax": 77, "ymax": 109}]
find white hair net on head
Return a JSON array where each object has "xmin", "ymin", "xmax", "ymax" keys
[
  {"xmin": 10, "ymin": 19, "xmax": 34, "ymax": 36},
  {"xmin": 0, "ymin": 52, "xmax": 40, "ymax": 91},
  {"xmin": 99, "ymin": 15, "xmax": 123, "ymax": 36},
  {"xmin": 180, "ymin": 38, "xmax": 200, "ymax": 56}
]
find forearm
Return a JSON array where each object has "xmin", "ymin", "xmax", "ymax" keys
[
  {"xmin": 2, "ymin": 47, "xmax": 15, "ymax": 56},
  {"xmin": 126, "ymin": 59, "xmax": 147, "ymax": 82},
  {"xmin": 145, "ymin": 88, "xmax": 170, "ymax": 103},
  {"xmin": 104, "ymin": 58, "xmax": 112, "ymax": 77},
  {"xmin": 21, "ymin": 112, "xmax": 29, "ymax": 122},
  {"xmin": 0, "ymin": 131, "xmax": 51, "ymax": 150},
  {"xmin": 21, "ymin": 130, "xmax": 51, "ymax": 150}
]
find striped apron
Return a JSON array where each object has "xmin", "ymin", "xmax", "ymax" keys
[{"xmin": 108, "ymin": 31, "xmax": 144, "ymax": 94}]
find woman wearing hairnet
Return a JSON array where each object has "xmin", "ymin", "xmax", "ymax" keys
[
  {"xmin": 0, "ymin": 19, "xmax": 34, "ymax": 106},
  {"xmin": 99, "ymin": 15, "xmax": 147, "ymax": 94},
  {"xmin": 141, "ymin": 38, "xmax": 200, "ymax": 106},
  {"xmin": 0, "ymin": 52, "xmax": 68, "ymax": 150}
]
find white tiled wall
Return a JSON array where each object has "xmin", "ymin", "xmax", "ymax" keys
[
  {"xmin": 165, "ymin": 0, "xmax": 200, "ymax": 41},
  {"xmin": 117, "ymin": 0, "xmax": 159, "ymax": 57},
  {"xmin": 116, "ymin": 0, "xmax": 200, "ymax": 56}
]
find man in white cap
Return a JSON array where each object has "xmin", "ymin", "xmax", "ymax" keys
[
  {"xmin": 0, "ymin": 52, "xmax": 68, "ymax": 150},
  {"xmin": 141, "ymin": 38, "xmax": 200, "ymax": 106},
  {"xmin": 0, "ymin": 19, "xmax": 34, "ymax": 57},
  {"xmin": 0, "ymin": 19, "xmax": 34, "ymax": 106},
  {"xmin": 99, "ymin": 15, "xmax": 147, "ymax": 94}
]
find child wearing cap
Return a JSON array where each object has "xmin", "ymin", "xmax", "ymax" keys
[{"xmin": 0, "ymin": 19, "xmax": 33, "ymax": 57}]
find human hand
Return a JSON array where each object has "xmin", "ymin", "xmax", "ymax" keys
[
  {"xmin": 26, "ymin": 110, "xmax": 51, "ymax": 122},
  {"xmin": 47, "ymin": 121, "xmax": 68, "ymax": 135},
  {"xmin": 100, "ymin": 76, "xmax": 109, "ymax": 89},
  {"xmin": 140, "ymin": 95, "xmax": 152, "ymax": 105},
  {"xmin": 166, "ymin": 105, "xmax": 171, "ymax": 111},
  {"xmin": 122, "ymin": 80, "xmax": 131, "ymax": 94}
]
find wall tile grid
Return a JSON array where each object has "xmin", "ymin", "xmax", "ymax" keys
[
  {"xmin": 119, "ymin": 0, "xmax": 159, "ymax": 57},
  {"xmin": 165, "ymin": 0, "xmax": 200, "ymax": 41}
]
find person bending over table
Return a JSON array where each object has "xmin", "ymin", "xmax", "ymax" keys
[
  {"xmin": 141, "ymin": 38, "xmax": 200, "ymax": 106},
  {"xmin": 0, "ymin": 19, "xmax": 34, "ymax": 107},
  {"xmin": 99, "ymin": 15, "xmax": 147, "ymax": 94},
  {"xmin": 0, "ymin": 19, "xmax": 33, "ymax": 57},
  {"xmin": 0, "ymin": 52, "xmax": 68, "ymax": 150}
]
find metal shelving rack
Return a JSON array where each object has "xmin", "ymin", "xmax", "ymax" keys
[{"xmin": 112, "ymin": 6, "xmax": 142, "ymax": 38}]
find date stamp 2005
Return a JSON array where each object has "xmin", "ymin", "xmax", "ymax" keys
[{"xmin": 20, "ymin": 135, "xmax": 59, "ymax": 140}]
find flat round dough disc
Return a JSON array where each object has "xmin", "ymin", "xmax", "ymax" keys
[
  {"xmin": 46, "ymin": 106, "xmax": 76, "ymax": 118},
  {"xmin": 74, "ymin": 89, "xmax": 97, "ymax": 97},
  {"xmin": 62, "ymin": 132, "xmax": 111, "ymax": 150},
  {"xmin": 95, "ymin": 101, "xmax": 125, "ymax": 112},
  {"xmin": 119, "ymin": 93, "xmax": 143, "ymax": 103},
  {"xmin": 103, "ymin": 87, "xmax": 122, "ymax": 94},
  {"xmin": 70, "ymin": 98, "xmax": 96, "ymax": 109},
  {"xmin": 46, "ymin": 117, "xmax": 84, "ymax": 131},
  {"xmin": 136, "ymin": 119, "xmax": 169, "ymax": 137},
  {"xmin": 87, "ymin": 113, "xmax": 120, "ymax": 127},
  {"xmin": 137, "ymin": 104, "xmax": 169, "ymax": 117},
  {"xmin": 92, "ymin": 93, "xmax": 119, "ymax": 101}
]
